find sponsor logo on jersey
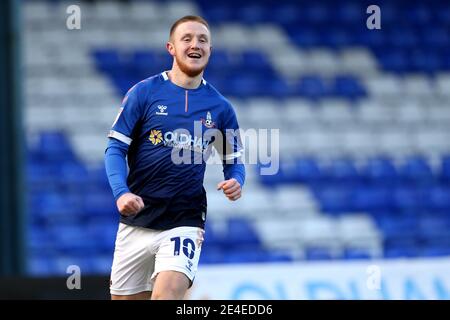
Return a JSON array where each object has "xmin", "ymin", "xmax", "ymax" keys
[
  {"xmin": 156, "ymin": 105, "xmax": 168, "ymax": 116},
  {"xmin": 148, "ymin": 129, "xmax": 163, "ymax": 145},
  {"xmin": 148, "ymin": 129, "xmax": 212, "ymax": 153},
  {"xmin": 164, "ymin": 131, "xmax": 212, "ymax": 153}
]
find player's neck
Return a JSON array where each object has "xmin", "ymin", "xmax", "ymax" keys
[{"xmin": 167, "ymin": 68, "xmax": 203, "ymax": 90}]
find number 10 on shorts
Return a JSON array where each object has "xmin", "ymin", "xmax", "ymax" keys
[{"xmin": 171, "ymin": 237, "xmax": 195, "ymax": 259}]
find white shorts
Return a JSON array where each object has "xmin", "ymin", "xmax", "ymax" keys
[{"xmin": 110, "ymin": 223, "xmax": 204, "ymax": 296}]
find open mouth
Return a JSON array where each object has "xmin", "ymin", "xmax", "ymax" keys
[{"xmin": 187, "ymin": 53, "xmax": 202, "ymax": 59}]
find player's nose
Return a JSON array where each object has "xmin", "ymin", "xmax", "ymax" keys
[{"xmin": 190, "ymin": 39, "xmax": 200, "ymax": 50}]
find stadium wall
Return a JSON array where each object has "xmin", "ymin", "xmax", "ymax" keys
[
  {"xmin": 189, "ymin": 257, "xmax": 450, "ymax": 300},
  {"xmin": 0, "ymin": 257, "xmax": 449, "ymax": 299}
]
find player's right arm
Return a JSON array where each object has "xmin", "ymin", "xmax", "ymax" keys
[
  {"xmin": 104, "ymin": 82, "xmax": 148, "ymax": 216},
  {"xmin": 116, "ymin": 192, "xmax": 145, "ymax": 216},
  {"xmin": 105, "ymin": 139, "xmax": 144, "ymax": 215}
]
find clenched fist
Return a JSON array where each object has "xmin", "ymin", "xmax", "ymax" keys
[
  {"xmin": 116, "ymin": 192, "xmax": 145, "ymax": 216},
  {"xmin": 217, "ymin": 178, "xmax": 242, "ymax": 201}
]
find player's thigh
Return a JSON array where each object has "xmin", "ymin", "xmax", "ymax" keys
[
  {"xmin": 151, "ymin": 227, "xmax": 204, "ymax": 298},
  {"xmin": 111, "ymin": 291, "xmax": 152, "ymax": 300},
  {"xmin": 151, "ymin": 270, "xmax": 190, "ymax": 300},
  {"xmin": 110, "ymin": 223, "xmax": 156, "ymax": 296}
]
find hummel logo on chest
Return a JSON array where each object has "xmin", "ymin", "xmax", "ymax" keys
[{"xmin": 156, "ymin": 105, "xmax": 168, "ymax": 116}]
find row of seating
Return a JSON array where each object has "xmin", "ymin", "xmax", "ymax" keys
[
  {"xmin": 92, "ymin": 49, "xmax": 367, "ymax": 98},
  {"xmin": 260, "ymin": 156, "xmax": 450, "ymax": 183}
]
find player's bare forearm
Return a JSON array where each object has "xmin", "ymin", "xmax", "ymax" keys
[
  {"xmin": 116, "ymin": 192, "xmax": 145, "ymax": 215},
  {"xmin": 217, "ymin": 178, "xmax": 241, "ymax": 201}
]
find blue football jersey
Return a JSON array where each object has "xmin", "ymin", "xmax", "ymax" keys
[{"xmin": 108, "ymin": 71, "xmax": 243, "ymax": 229}]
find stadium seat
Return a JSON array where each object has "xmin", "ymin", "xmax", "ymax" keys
[
  {"xmin": 398, "ymin": 156, "xmax": 434, "ymax": 184},
  {"xmin": 361, "ymin": 157, "xmax": 398, "ymax": 184}
]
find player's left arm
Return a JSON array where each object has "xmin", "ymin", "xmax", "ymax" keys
[
  {"xmin": 216, "ymin": 102, "xmax": 245, "ymax": 201},
  {"xmin": 217, "ymin": 163, "xmax": 245, "ymax": 201}
]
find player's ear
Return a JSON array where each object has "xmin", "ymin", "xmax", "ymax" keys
[{"xmin": 166, "ymin": 41, "xmax": 175, "ymax": 56}]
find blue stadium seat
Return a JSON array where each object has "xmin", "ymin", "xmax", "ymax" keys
[
  {"xmin": 296, "ymin": 75, "xmax": 329, "ymax": 99},
  {"xmin": 417, "ymin": 216, "xmax": 450, "ymax": 244},
  {"xmin": 343, "ymin": 248, "xmax": 372, "ymax": 260},
  {"xmin": 388, "ymin": 28, "xmax": 419, "ymax": 49},
  {"xmin": 376, "ymin": 49, "xmax": 410, "ymax": 73},
  {"xmin": 270, "ymin": 3, "xmax": 300, "ymax": 25},
  {"xmin": 405, "ymin": 5, "xmax": 432, "ymax": 25},
  {"xmin": 305, "ymin": 247, "xmax": 335, "ymax": 261},
  {"xmin": 325, "ymin": 29, "xmax": 353, "ymax": 48},
  {"xmin": 207, "ymin": 50, "xmax": 231, "ymax": 73},
  {"xmin": 292, "ymin": 158, "xmax": 322, "ymax": 184},
  {"xmin": 334, "ymin": 2, "xmax": 362, "ymax": 25},
  {"xmin": 27, "ymin": 161, "xmax": 59, "ymax": 186},
  {"xmin": 90, "ymin": 255, "xmax": 113, "ymax": 274},
  {"xmin": 54, "ymin": 255, "xmax": 93, "ymax": 275},
  {"xmin": 228, "ymin": 74, "xmax": 265, "ymax": 97},
  {"xmin": 202, "ymin": 4, "xmax": 234, "ymax": 24},
  {"xmin": 384, "ymin": 245, "xmax": 419, "ymax": 259},
  {"xmin": 236, "ymin": 4, "xmax": 268, "ymax": 24},
  {"xmin": 258, "ymin": 163, "xmax": 284, "ymax": 186},
  {"xmin": 33, "ymin": 191, "xmax": 83, "ymax": 221},
  {"xmin": 113, "ymin": 75, "xmax": 137, "ymax": 96},
  {"xmin": 289, "ymin": 29, "xmax": 321, "ymax": 48},
  {"xmin": 357, "ymin": 30, "xmax": 387, "ymax": 50},
  {"xmin": 50, "ymin": 224, "xmax": 97, "ymax": 255},
  {"xmin": 240, "ymin": 51, "xmax": 273, "ymax": 72},
  {"xmin": 131, "ymin": 50, "xmax": 161, "ymax": 79},
  {"xmin": 391, "ymin": 186, "xmax": 423, "ymax": 213},
  {"xmin": 423, "ymin": 186, "xmax": 450, "ymax": 211},
  {"xmin": 361, "ymin": 157, "xmax": 398, "ymax": 184},
  {"xmin": 92, "ymin": 49, "xmax": 122, "ymax": 73},
  {"xmin": 350, "ymin": 187, "xmax": 391, "ymax": 212},
  {"xmin": 226, "ymin": 217, "xmax": 261, "ymax": 249},
  {"xmin": 332, "ymin": 75, "xmax": 366, "ymax": 99},
  {"xmin": 28, "ymin": 254, "xmax": 57, "ymax": 276},
  {"xmin": 222, "ymin": 248, "xmax": 289, "ymax": 264},
  {"xmin": 59, "ymin": 162, "xmax": 89, "ymax": 187},
  {"xmin": 38, "ymin": 131, "xmax": 77, "ymax": 163},
  {"xmin": 86, "ymin": 165, "xmax": 110, "ymax": 190},
  {"xmin": 398, "ymin": 156, "xmax": 434, "ymax": 184},
  {"xmin": 410, "ymin": 50, "xmax": 442, "ymax": 73},
  {"xmin": 421, "ymin": 27, "xmax": 449, "ymax": 49},
  {"xmin": 321, "ymin": 158, "xmax": 359, "ymax": 183},
  {"xmin": 436, "ymin": 4, "xmax": 450, "ymax": 24},
  {"xmin": 269, "ymin": 77, "xmax": 294, "ymax": 97},
  {"xmin": 440, "ymin": 155, "xmax": 450, "ymax": 183},
  {"xmin": 378, "ymin": 216, "xmax": 419, "ymax": 241},
  {"xmin": 27, "ymin": 228, "xmax": 54, "ymax": 253},
  {"xmin": 83, "ymin": 191, "xmax": 117, "ymax": 217},
  {"xmin": 85, "ymin": 219, "xmax": 118, "ymax": 252},
  {"xmin": 314, "ymin": 186, "xmax": 352, "ymax": 214},
  {"xmin": 421, "ymin": 246, "xmax": 450, "ymax": 257},
  {"xmin": 203, "ymin": 223, "xmax": 226, "ymax": 247},
  {"xmin": 306, "ymin": 3, "xmax": 330, "ymax": 25},
  {"xmin": 200, "ymin": 245, "xmax": 226, "ymax": 264}
]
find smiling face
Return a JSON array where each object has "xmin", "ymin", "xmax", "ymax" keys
[{"xmin": 167, "ymin": 20, "xmax": 212, "ymax": 77}]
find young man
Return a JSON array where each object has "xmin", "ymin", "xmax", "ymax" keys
[{"xmin": 104, "ymin": 16, "xmax": 245, "ymax": 300}]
